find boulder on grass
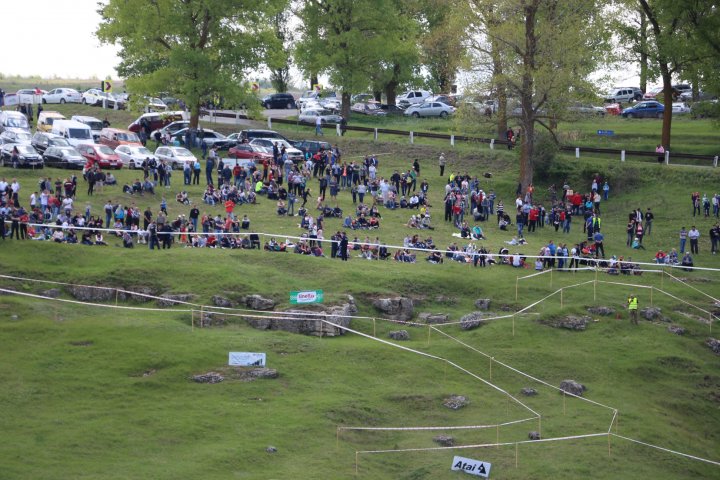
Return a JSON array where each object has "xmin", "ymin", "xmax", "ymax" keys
[
  {"xmin": 244, "ymin": 295, "xmax": 276, "ymax": 311},
  {"xmin": 706, "ymin": 338, "xmax": 720, "ymax": 355},
  {"xmin": 443, "ymin": 395, "xmax": 469, "ymax": 410},
  {"xmin": 520, "ymin": 388, "xmax": 538, "ymax": 396},
  {"xmin": 474, "ymin": 298, "xmax": 491, "ymax": 310},
  {"xmin": 587, "ymin": 306, "xmax": 615, "ymax": 316},
  {"xmin": 433, "ymin": 435, "xmax": 455, "ymax": 446},
  {"xmin": 528, "ymin": 431, "xmax": 541, "ymax": 440},
  {"xmin": 212, "ymin": 295, "xmax": 234, "ymax": 308},
  {"xmin": 641, "ymin": 307, "xmax": 669, "ymax": 322},
  {"xmin": 667, "ymin": 325, "xmax": 686, "ymax": 336},
  {"xmin": 459, "ymin": 312, "xmax": 488, "ymax": 330},
  {"xmin": 559, "ymin": 380, "xmax": 586, "ymax": 397},
  {"xmin": 192, "ymin": 372, "xmax": 224, "ymax": 384},
  {"xmin": 388, "ymin": 330, "xmax": 410, "ymax": 341},
  {"xmin": 373, "ymin": 297, "xmax": 414, "ymax": 321},
  {"xmin": 418, "ymin": 312, "xmax": 449, "ymax": 324},
  {"xmin": 157, "ymin": 293, "xmax": 195, "ymax": 307}
]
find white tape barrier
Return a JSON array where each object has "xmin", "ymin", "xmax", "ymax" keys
[
  {"xmin": 338, "ymin": 417, "xmax": 536, "ymax": 432},
  {"xmin": 8, "ymin": 220, "xmax": 720, "ymax": 273}
]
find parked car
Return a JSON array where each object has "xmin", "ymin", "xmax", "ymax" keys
[
  {"xmin": 37, "ymin": 111, "xmax": 66, "ymax": 132},
  {"xmin": 671, "ymin": 102, "xmax": 691, "ymax": 115},
  {"xmin": 144, "ymin": 97, "xmax": 168, "ymax": 112},
  {"xmin": 71, "ymin": 115, "xmax": 105, "ymax": 141},
  {"xmin": 154, "ymin": 146, "xmax": 196, "ymax": 169},
  {"xmin": 0, "ymin": 111, "xmax": 31, "ymax": 134},
  {"xmin": 171, "ymin": 128, "xmax": 234, "ymax": 149},
  {"xmin": 42, "ymin": 88, "xmax": 82, "ymax": 104},
  {"xmin": 99, "ymin": 128, "xmax": 142, "ymax": 149},
  {"xmin": 620, "ymin": 100, "xmax": 665, "ymax": 119},
  {"xmin": 128, "ymin": 111, "xmax": 185, "ymax": 134},
  {"xmin": 115, "ymin": 145, "xmax": 158, "ymax": 169},
  {"xmin": 228, "ymin": 143, "xmax": 273, "ymax": 162},
  {"xmin": 404, "ymin": 101, "xmax": 455, "ymax": 118},
  {"xmin": 43, "ymin": 146, "xmax": 85, "ymax": 169},
  {"xmin": 239, "ymin": 129, "xmax": 291, "ymax": 143},
  {"xmin": 248, "ymin": 138, "xmax": 304, "ymax": 163},
  {"xmin": 351, "ymin": 102, "xmax": 387, "ymax": 116},
  {"xmin": 262, "ymin": 93, "xmax": 296, "ymax": 109},
  {"xmin": 673, "ymin": 84, "xmax": 692, "ymax": 96},
  {"xmin": 297, "ymin": 91, "xmax": 320, "ymax": 110},
  {"xmin": 380, "ymin": 104, "xmax": 406, "ymax": 115},
  {"xmin": 0, "ymin": 144, "xmax": 43, "ymax": 168},
  {"xmin": 149, "ymin": 120, "xmax": 191, "ymax": 140},
  {"xmin": 51, "ymin": 120, "xmax": 94, "ymax": 147},
  {"xmin": 644, "ymin": 86, "xmax": 681, "ymax": 100},
  {"xmin": 397, "ymin": 90, "xmax": 432, "ymax": 107},
  {"xmin": 427, "ymin": 94, "xmax": 458, "ymax": 106},
  {"xmin": 351, "ymin": 93, "xmax": 375, "ymax": 104},
  {"xmin": 0, "ymin": 130, "xmax": 33, "ymax": 145},
  {"xmin": 31, "ymin": 132, "xmax": 70, "ymax": 154},
  {"xmin": 567, "ymin": 103, "xmax": 605, "ymax": 116},
  {"xmin": 77, "ymin": 143, "xmax": 123, "ymax": 169},
  {"xmin": 298, "ymin": 109, "xmax": 343, "ymax": 124},
  {"xmin": 292, "ymin": 140, "xmax": 332, "ymax": 157},
  {"xmin": 604, "ymin": 87, "xmax": 641, "ymax": 103}
]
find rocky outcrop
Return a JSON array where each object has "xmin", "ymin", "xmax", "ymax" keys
[
  {"xmin": 117, "ymin": 286, "xmax": 157, "ymax": 303},
  {"xmin": 474, "ymin": 299, "xmax": 491, "ymax": 310},
  {"xmin": 587, "ymin": 306, "xmax": 615, "ymax": 316},
  {"xmin": 192, "ymin": 372, "xmax": 224, "ymax": 384},
  {"xmin": 667, "ymin": 325, "xmax": 686, "ymax": 335},
  {"xmin": 443, "ymin": 395, "xmax": 469, "ymax": 410},
  {"xmin": 706, "ymin": 338, "xmax": 720, "ymax": 355},
  {"xmin": 373, "ymin": 297, "xmax": 414, "ymax": 321},
  {"xmin": 388, "ymin": 330, "xmax": 410, "ymax": 341},
  {"xmin": 521, "ymin": 388, "xmax": 538, "ymax": 396},
  {"xmin": 41, "ymin": 288, "xmax": 61, "ymax": 298},
  {"xmin": 559, "ymin": 380, "xmax": 586, "ymax": 397},
  {"xmin": 459, "ymin": 312, "xmax": 489, "ymax": 330},
  {"xmin": 528, "ymin": 431, "xmax": 541, "ymax": 440},
  {"xmin": 246, "ymin": 296, "xmax": 356, "ymax": 337},
  {"xmin": 641, "ymin": 307, "xmax": 669, "ymax": 322},
  {"xmin": 212, "ymin": 295, "xmax": 234, "ymax": 308},
  {"xmin": 433, "ymin": 435, "xmax": 455, "ymax": 446},
  {"xmin": 544, "ymin": 315, "xmax": 591, "ymax": 331},
  {"xmin": 243, "ymin": 295, "xmax": 276, "ymax": 311},
  {"xmin": 68, "ymin": 285, "xmax": 115, "ymax": 302},
  {"xmin": 157, "ymin": 293, "xmax": 196, "ymax": 307},
  {"xmin": 418, "ymin": 312, "xmax": 449, "ymax": 324}
]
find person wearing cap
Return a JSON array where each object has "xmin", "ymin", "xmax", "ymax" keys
[
  {"xmin": 438, "ymin": 152, "xmax": 446, "ymax": 177},
  {"xmin": 627, "ymin": 294, "xmax": 639, "ymax": 324}
]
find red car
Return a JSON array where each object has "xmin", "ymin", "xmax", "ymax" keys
[
  {"xmin": 128, "ymin": 111, "xmax": 185, "ymax": 133},
  {"xmin": 228, "ymin": 143, "xmax": 273, "ymax": 161},
  {"xmin": 77, "ymin": 143, "xmax": 123, "ymax": 169}
]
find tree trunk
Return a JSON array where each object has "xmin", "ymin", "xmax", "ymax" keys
[
  {"xmin": 373, "ymin": 90, "xmax": 382, "ymax": 102},
  {"xmin": 659, "ymin": 68, "xmax": 673, "ymax": 149},
  {"xmin": 341, "ymin": 91, "xmax": 352, "ymax": 118},
  {"xmin": 309, "ymin": 74, "xmax": 318, "ymax": 91},
  {"xmin": 518, "ymin": 0, "xmax": 539, "ymax": 191},
  {"xmin": 385, "ymin": 82, "xmax": 398, "ymax": 106},
  {"xmin": 639, "ymin": 9, "xmax": 648, "ymax": 93},
  {"xmin": 190, "ymin": 102, "xmax": 200, "ymax": 129},
  {"xmin": 491, "ymin": 36, "xmax": 507, "ymax": 139}
]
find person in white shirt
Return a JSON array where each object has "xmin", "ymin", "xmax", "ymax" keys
[{"xmin": 688, "ymin": 226, "xmax": 700, "ymax": 254}]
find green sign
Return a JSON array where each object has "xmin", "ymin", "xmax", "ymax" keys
[{"xmin": 290, "ymin": 290, "xmax": 324, "ymax": 304}]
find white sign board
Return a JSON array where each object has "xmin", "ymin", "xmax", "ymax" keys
[
  {"xmin": 450, "ymin": 456, "xmax": 491, "ymax": 477},
  {"xmin": 228, "ymin": 352, "xmax": 266, "ymax": 367}
]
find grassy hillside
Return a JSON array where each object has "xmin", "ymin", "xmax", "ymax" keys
[{"xmin": 0, "ymin": 101, "xmax": 719, "ymax": 479}]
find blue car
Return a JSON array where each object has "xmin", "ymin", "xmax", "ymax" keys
[{"xmin": 621, "ymin": 101, "xmax": 665, "ymax": 119}]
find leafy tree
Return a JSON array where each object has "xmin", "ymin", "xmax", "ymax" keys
[
  {"xmin": 295, "ymin": 0, "xmax": 416, "ymax": 116},
  {"xmin": 419, "ymin": 0, "xmax": 468, "ymax": 93},
  {"xmin": 96, "ymin": 0, "xmax": 285, "ymax": 127},
  {"xmin": 468, "ymin": 0, "xmax": 609, "ymax": 189},
  {"xmin": 268, "ymin": 7, "xmax": 294, "ymax": 93}
]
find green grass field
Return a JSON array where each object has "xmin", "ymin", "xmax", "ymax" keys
[{"xmin": 0, "ymin": 100, "xmax": 719, "ymax": 479}]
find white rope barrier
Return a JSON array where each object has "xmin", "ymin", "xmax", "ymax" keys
[
  {"xmin": 356, "ymin": 432, "xmax": 610, "ymax": 454},
  {"xmin": 664, "ymin": 271, "xmax": 720, "ymax": 303},
  {"xmin": 8, "ymin": 220, "xmax": 720, "ymax": 273},
  {"xmin": 610, "ymin": 434, "xmax": 720, "ymax": 467},
  {"xmin": 338, "ymin": 417, "xmax": 537, "ymax": 432}
]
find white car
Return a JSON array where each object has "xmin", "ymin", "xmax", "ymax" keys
[
  {"xmin": 145, "ymin": 97, "xmax": 168, "ymax": 112},
  {"xmin": 298, "ymin": 109, "xmax": 343, "ymax": 125},
  {"xmin": 397, "ymin": 89, "xmax": 432, "ymax": 107},
  {"xmin": 0, "ymin": 130, "xmax": 33, "ymax": 145},
  {"xmin": 297, "ymin": 91, "xmax": 320, "ymax": 109},
  {"xmin": 42, "ymin": 88, "xmax": 82, "ymax": 104},
  {"xmin": 115, "ymin": 145, "xmax": 159, "ymax": 169},
  {"xmin": 404, "ymin": 101, "xmax": 455, "ymax": 118},
  {"xmin": 249, "ymin": 138, "xmax": 304, "ymax": 163},
  {"xmin": 671, "ymin": 102, "xmax": 692, "ymax": 115},
  {"xmin": 154, "ymin": 145, "xmax": 196, "ymax": 169}
]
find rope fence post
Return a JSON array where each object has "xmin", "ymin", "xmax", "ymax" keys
[
  {"xmin": 550, "ymin": 268, "xmax": 553, "ymax": 288},
  {"xmin": 373, "ymin": 318, "xmax": 376, "ymax": 337},
  {"xmin": 496, "ymin": 424, "xmax": 499, "ymax": 448},
  {"xmin": 538, "ymin": 416, "xmax": 542, "ymax": 438},
  {"xmin": 489, "ymin": 356, "xmax": 493, "ymax": 381},
  {"xmin": 512, "ymin": 314, "xmax": 515, "ymax": 337},
  {"xmin": 560, "ymin": 289, "xmax": 563, "ymax": 309},
  {"xmin": 427, "ymin": 324, "xmax": 431, "ymax": 346},
  {"xmin": 336, "ymin": 427, "xmax": 340, "ymax": 449},
  {"xmin": 608, "ymin": 433, "xmax": 612, "ymax": 457},
  {"xmin": 200, "ymin": 305, "xmax": 203, "ymax": 329},
  {"xmin": 355, "ymin": 451, "xmax": 359, "ymax": 475},
  {"xmin": 191, "ymin": 309, "xmax": 194, "ymax": 332},
  {"xmin": 515, "ymin": 276, "xmax": 519, "ymax": 301},
  {"xmin": 115, "ymin": 289, "xmax": 119, "ymax": 306},
  {"xmin": 515, "ymin": 442, "xmax": 519, "ymax": 467},
  {"xmin": 650, "ymin": 286, "xmax": 653, "ymax": 307},
  {"xmin": 563, "ymin": 391, "xmax": 566, "ymax": 415},
  {"xmin": 594, "ymin": 268, "xmax": 598, "ymax": 301}
]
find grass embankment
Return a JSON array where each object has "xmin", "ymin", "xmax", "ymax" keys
[{"xmin": 0, "ymin": 101, "xmax": 718, "ymax": 479}]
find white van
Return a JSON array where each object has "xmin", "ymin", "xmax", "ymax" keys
[
  {"xmin": 51, "ymin": 120, "xmax": 94, "ymax": 147},
  {"xmin": 71, "ymin": 115, "xmax": 104, "ymax": 141}
]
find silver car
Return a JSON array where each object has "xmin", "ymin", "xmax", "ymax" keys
[
  {"xmin": 115, "ymin": 144, "xmax": 159, "ymax": 169},
  {"xmin": 404, "ymin": 101, "xmax": 456, "ymax": 118},
  {"xmin": 154, "ymin": 146, "xmax": 197, "ymax": 169}
]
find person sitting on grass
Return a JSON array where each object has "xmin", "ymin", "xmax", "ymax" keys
[
  {"xmin": 176, "ymin": 191, "xmax": 190, "ymax": 205},
  {"xmin": 681, "ymin": 252, "xmax": 694, "ymax": 271},
  {"xmin": 632, "ymin": 236, "xmax": 645, "ymax": 250},
  {"xmin": 427, "ymin": 250, "xmax": 444, "ymax": 264},
  {"xmin": 471, "ymin": 225, "xmax": 486, "ymax": 240},
  {"xmin": 277, "ymin": 199, "xmax": 287, "ymax": 216}
]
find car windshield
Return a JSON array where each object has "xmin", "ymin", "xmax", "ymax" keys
[
  {"xmin": 118, "ymin": 133, "xmax": 140, "ymax": 142},
  {"xmin": 86, "ymin": 121, "xmax": 103, "ymax": 130},
  {"xmin": 59, "ymin": 148, "xmax": 79, "ymax": 157},
  {"xmin": 137, "ymin": 147, "xmax": 152, "ymax": 155},
  {"xmin": 151, "ymin": 98, "xmax": 163, "ymax": 104},
  {"xmin": 46, "ymin": 118, "xmax": 57, "ymax": 125},
  {"xmin": 18, "ymin": 145, "xmax": 35, "ymax": 154},
  {"xmin": 98, "ymin": 145, "xmax": 115, "ymax": 155},
  {"xmin": 50, "ymin": 138, "xmax": 70, "ymax": 146},
  {"xmin": 6, "ymin": 117, "xmax": 29, "ymax": 128},
  {"xmin": 68, "ymin": 128, "xmax": 91, "ymax": 139},
  {"xmin": 174, "ymin": 148, "xmax": 192, "ymax": 156},
  {"xmin": 16, "ymin": 133, "xmax": 32, "ymax": 141}
]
